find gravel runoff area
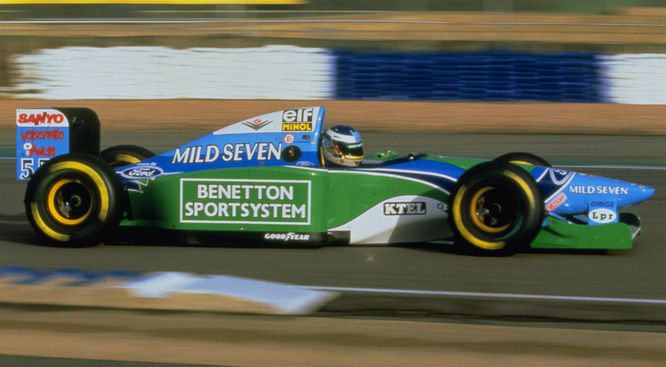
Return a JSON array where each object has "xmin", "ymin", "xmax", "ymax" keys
[
  {"xmin": 4, "ymin": 10, "xmax": 666, "ymax": 47},
  {"xmin": 3, "ymin": 100, "xmax": 666, "ymax": 135},
  {"xmin": 0, "ymin": 307, "xmax": 665, "ymax": 367}
]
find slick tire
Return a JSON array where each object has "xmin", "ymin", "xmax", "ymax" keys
[
  {"xmin": 448, "ymin": 161, "xmax": 544, "ymax": 255},
  {"xmin": 493, "ymin": 152, "xmax": 551, "ymax": 167},
  {"xmin": 24, "ymin": 153, "xmax": 123, "ymax": 247},
  {"xmin": 100, "ymin": 145, "xmax": 155, "ymax": 168}
]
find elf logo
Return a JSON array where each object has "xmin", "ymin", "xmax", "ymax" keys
[
  {"xmin": 383, "ymin": 202, "xmax": 426, "ymax": 216},
  {"xmin": 282, "ymin": 108, "xmax": 315, "ymax": 123}
]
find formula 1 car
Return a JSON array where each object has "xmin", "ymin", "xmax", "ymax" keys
[{"xmin": 18, "ymin": 107, "xmax": 655, "ymax": 254}]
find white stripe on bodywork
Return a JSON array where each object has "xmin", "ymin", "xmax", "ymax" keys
[
  {"xmin": 535, "ymin": 167, "xmax": 549, "ymax": 183},
  {"xmin": 287, "ymin": 166, "xmax": 450, "ymax": 195},
  {"xmin": 329, "ymin": 195, "xmax": 450, "ymax": 245},
  {"xmin": 557, "ymin": 164, "xmax": 666, "ymax": 171},
  {"xmin": 358, "ymin": 167, "xmax": 457, "ymax": 185}
]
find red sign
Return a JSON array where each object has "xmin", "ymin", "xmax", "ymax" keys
[{"xmin": 546, "ymin": 192, "xmax": 567, "ymax": 211}]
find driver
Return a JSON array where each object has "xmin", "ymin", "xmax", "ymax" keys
[{"xmin": 321, "ymin": 125, "xmax": 364, "ymax": 167}]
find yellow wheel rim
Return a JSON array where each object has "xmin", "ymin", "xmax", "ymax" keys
[
  {"xmin": 50, "ymin": 161, "xmax": 109, "ymax": 221},
  {"xmin": 452, "ymin": 185, "xmax": 505, "ymax": 251},
  {"xmin": 46, "ymin": 178, "xmax": 93, "ymax": 226},
  {"xmin": 469, "ymin": 186, "xmax": 512, "ymax": 234}
]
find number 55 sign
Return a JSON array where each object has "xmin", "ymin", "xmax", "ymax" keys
[{"xmin": 16, "ymin": 109, "xmax": 70, "ymax": 181}]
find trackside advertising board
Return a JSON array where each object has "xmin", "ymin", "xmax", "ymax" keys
[
  {"xmin": 179, "ymin": 178, "xmax": 311, "ymax": 225},
  {"xmin": 16, "ymin": 109, "xmax": 69, "ymax": 181}
]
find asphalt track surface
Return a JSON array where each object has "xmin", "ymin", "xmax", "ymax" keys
[
  {"xmin": 1, "ymin": 132, "xmax": 666, "ymax": 322},
  {"xmin": 0, "ymin": 355, "xmax": 214, "ymax": 367}
]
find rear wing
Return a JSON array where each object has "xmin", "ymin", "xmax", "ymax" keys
[{"xmin": 16, "ymin": 108, "xmax": 100, "ymax": 181}]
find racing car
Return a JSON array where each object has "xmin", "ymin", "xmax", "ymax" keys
[{"xmin": 18, "ymin": 107, "xmax": 655, "ymax": 254}]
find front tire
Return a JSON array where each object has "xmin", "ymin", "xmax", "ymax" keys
[
  {"xmin": 100, "ymin": 145, "xmax": 155, "ymax": 168},
  {"xmin": 25, "ymin": 153, "xmax": 123, "ymax": 247},
  {"xmin": 448, "ymin": 162, "xmax": 544, "ymax": 255},
  {"xmin": 493, "ymin": 152, "xmax": 551, "ymax": 167}
]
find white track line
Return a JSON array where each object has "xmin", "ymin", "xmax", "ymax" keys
[
  {"xmin": 557, "ymin": 164, "xmax": 666, "ymax": 171},
  {"xmin": 307, "ymin": 286, "xmax": 666, "ymax": 305}
]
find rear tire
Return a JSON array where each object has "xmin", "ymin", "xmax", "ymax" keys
[
  {"xmin": 100, "ymin": 145, "xmax": 155, "ymax": 168},
  {"xmin": 494, "ymin": 152, "xmax": 551, "ymax": 167},
  {"xmin": 448, "ymin": 161, "xmax": 544, "ymax": 255},
  {"xmin": 25, "ymin": 153, "xmax": 123, "ymax": 247}
]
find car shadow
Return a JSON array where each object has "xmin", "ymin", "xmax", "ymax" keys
[
  {"xmin": 0, "ymin": 213, "xmax": 44, "ymax": 246},
  {"xmin": 5, "ymin": 213, "xmax": 610, "ymax": 255},
  {"xmin": 396, "ymin": 241, "xmax": 609, "ymax": 257},
  {"xmin": 107, "ymin": 227, "xmax": 325, "ymax": 249}
]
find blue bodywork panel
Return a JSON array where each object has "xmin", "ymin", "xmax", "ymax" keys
[{"xmin": 114, "ymin": 106, "xmax": 655, "ymax": 221}]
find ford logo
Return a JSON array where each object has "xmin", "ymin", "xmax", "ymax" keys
[{"xmin": 120, "ymin": 166, "xmax": 163, "ymax": 179}]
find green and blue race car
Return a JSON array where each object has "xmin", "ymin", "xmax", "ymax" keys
[{"xmin": 17, "ymin": 107, "xmax": 654, "ymax": 254}]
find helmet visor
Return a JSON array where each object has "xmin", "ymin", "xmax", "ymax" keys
[{"xmin": 338, "ymin": 142, "xmax": 364, "ymax": 158}]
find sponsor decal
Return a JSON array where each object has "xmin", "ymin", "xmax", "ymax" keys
[
  {"xmin": 296, "ymin": 161, "xmax": 313, "ymax": 167},
  {"xmin": 284, "ymin": 134, "xmax": 295, "ymax": 144},
  {"xmin": 120, "ymin": 165, "xmax": 163, "ymax": 179},
  {"xmin": 282, "ymin": 108, "xmax": 315, "ymax": 124},
  {"xmin": 568, "ymin": 185, "xmax": 629, "ymax": 195},
  {"xmin": 282, "ymin": 122, "xmax": 313, "ymax": 132},
  {"xmin": 383, "ymin": 202, "xmax": 426, "ymax": 216},
  {"xmin": 436, "ymin": 203, "xmax": 448, "ymax": 212},
  {"xmin": 590, "ymin": 201, "xmax": 616, "ymax": 208},
  {"xmin": 16, "ymin": 110, "xmax": 67, "ymax": 126},
  {"xmin": 22, "ymin": 142, "xmax": 55, "ymax": 157},
  {"xmin": 545, "ymin": 192, "xmax": 567, "ymax": 211},
  {"xmin": 241, "ymin": 118, "xmax": 272, "ymax": 131},
  {"xmin": 548, "ymin": 168, "xmax": 573, "ymax": 186},
  {"xmin": 16, "ymin": 110, "xmax": 69, "ymax": 181},
  {"xmin": 180, "ymin": 179, "xmax": 311, "ymax": 225},
  {"xmin": 20, "ymin": 129, "xmax": 65, "ymax": 141},
  {"xmin": 264, "ymin": 232, "xmax": 311, "ymax": 242},
  {"xmin": 172, "ymin": 142, "xmax": 282, "ymax": 164},
  {"xmin": 589, "ymin": 208, "xmax": 616, "ymax": 224},
  {"xmin": 588, "ymin": 201, "xmax": 617, "ymax": 225}
]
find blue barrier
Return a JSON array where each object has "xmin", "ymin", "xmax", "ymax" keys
[
  {"xmin": 0, "ymin": 266, "xmax": 141, "ymax": 286},
  {"xmin": 334, "ymin": 51, "xmax": 603, "ymax": 102}
]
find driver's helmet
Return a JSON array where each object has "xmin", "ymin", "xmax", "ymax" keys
[{"xmin": 321, "ymin": 125, "xmax": 364, "ymax": 167}]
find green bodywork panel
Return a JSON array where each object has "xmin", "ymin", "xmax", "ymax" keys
[
  {"xmin": 121, "ymin": 157, "xmax": 634, "ymax": 250},
  {"xmin": 326, "ymin": 170, "xmax": 447, "ymax": 228},
  {"xmin": 531, "ymin": 217, "xmax": 633, "ymax": 250},
  {"xmin": 122, "ymin": 166, "xmax": 447, "ymax": 233}
]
